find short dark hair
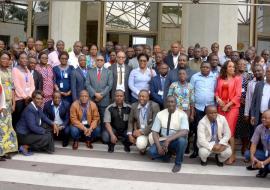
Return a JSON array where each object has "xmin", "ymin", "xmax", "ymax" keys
[
  {"xmin": 139, "ymin": 89, "xmax": 150, "ymax": 96},
  {"xmin": 58, "ymin": 51, "xmax": 69, "ymax": 60},
  {"xmin": 166, "ymin": 95, "xmax": 176, "ymax": 102},
  {"xmin": 137, "ymin": 53, "xmax": 149, "ymax": 62},
  {"xmin": 53, "ymin": 90, "xmax": 62, "ymax": 97},
  {"xmin": 32, "ymin": 90, "xmax": 44, "ymax": 99}
]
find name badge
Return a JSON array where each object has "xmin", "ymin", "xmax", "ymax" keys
[
  {"xmin": 242, "ymin": 88, "xmax": 245, "ymax": 93},
  {"xmin": 182, "ymin": 103, "xmax": 189, "ymax": 109},
  {"xmin": 266, "ymin": 150, "xmax": 269, "ymax": 157},
  {"xmin": 60, "ymin": 82, "xmax": 64, "ymax": 89},
  {"xmin": 25, "ymin": 87, "xmax": 30, "ymax": 92},
  {"xmin": 64, "ymin": 73, "xmax": 68, "ymax": 78},
  {"xmin": 140, "ymin": 124, "xmax": 145, "ymax": 129},
  {"xmin": 158, "ymin": 90, "xmax": 164, "ymax": 96},
  {"xmin": 123, "ymin": 114, "xmax": 129, "ymax": 121},
  {"xmin": 82, "ymin": 120, "xmax": 88, "ymax": 125}
]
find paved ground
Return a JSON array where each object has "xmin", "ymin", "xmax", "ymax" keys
[{"xmin": 0, "ymin": 142, "xmax": 269, "ymax": 190}]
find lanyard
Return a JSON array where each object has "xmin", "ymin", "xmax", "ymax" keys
[
  {"xmin": 140, "ymin": 106, "xmax": 148, "ymax": 124},
  {"xmin": 81, "ymin": 102, "xmax": 89, "ymax": 121}
]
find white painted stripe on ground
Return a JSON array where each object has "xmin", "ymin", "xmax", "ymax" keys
[
  {"xmin": 54, "ymin": 141, "xmax": 245, "ymax": 159},
  {"xmin": 12, "ymin": 153, "xmax": 257, "ymax": 177},
  {"xmin": 0, "ymin": 168, "xmax": 266, "ymax": 190}
]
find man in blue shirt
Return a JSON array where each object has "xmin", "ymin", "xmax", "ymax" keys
[{"xmin": 189, "ymin": 62, "xmax": 217, "ymax": 158}]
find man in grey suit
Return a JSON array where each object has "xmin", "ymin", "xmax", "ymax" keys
[
  {"xmin": 85, "ymin": 55, "xmax": 113, "ymax": 129},
  {"xmin": 109, "ymin": 51, "xmax": 131, "ymax": 103},
  {"xmin": 128, "ymin": 90, "xmax": 160, "ymax": 154},
  {"xmin": 251, "ymin": 66, "xmax": 270, "ymax": 127},
  {"xmin": 71, "ymin": 55, "xmax": 89, "ymax": 101}
]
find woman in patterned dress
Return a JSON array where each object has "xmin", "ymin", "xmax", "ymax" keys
[
  {"xmin": 235, "ymin": 59, "xmax": 253, "ymax": 155},
  {"xmin": 35, "ymin": 52, "xmax": 54, "ymax": 105},
  {"xmin": 0, "ymin": 51, "xmax": 18, "ymax": 160}
]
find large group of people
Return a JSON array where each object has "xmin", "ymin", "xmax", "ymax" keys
[{"xmin": 0, "ymin": 38, "xmax": 270, "ymax": 176}]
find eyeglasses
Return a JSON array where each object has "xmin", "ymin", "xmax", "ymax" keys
[
  {"xmin": 60, "ymin": 57, "xmax": 68, "ymax": 60},
  {"xmin": 97, "ymin": 59, "xmax": 104, "ymax": 61}
]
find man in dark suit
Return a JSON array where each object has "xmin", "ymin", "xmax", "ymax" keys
[
  {"xmin": 43, "ymin": 91, "xmax": 70, "ymax": 147},
  {"xmin": 16, "ymin": 90, "xmax": 59, "ymax": 155},
  {"xmin": 109, "ymin": 51, "xmax": 131, "ymax": 103},
  {"xmin": 128, "ymin": 90, "xmax": 160, "ymax": 154},
  {"xmin": 28, "ymin": 56, "xmax": 43, "ymax": 91},
  {"xmin": 164, "ymin": 54, "xmax": 196, "ymax": 98},
  {"xmin": 71, "ymin": 54, "xmax": 89, "ymax": 101},
  {"xmin": 164, "ymin": 42, "xmax": 181, "ymax": 70},
  {"xmin": 251, "ymin": 66, "xmax": 270, "ymax": 127},
  {"xmin": 85, "ymin": 55, "xmax": 113, "ymax": 129},
  {"xmin": 150, "ymin": 63, "xmax": 169, "ymax": 109}
]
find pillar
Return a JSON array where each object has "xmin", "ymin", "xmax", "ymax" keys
[
  {"xmin": 50, "ymin": 1, "xmax": 87, "ymax": 51},
  {"xmin": 181, "ymin": 0, "xmax": 238, "ymax": 50}
]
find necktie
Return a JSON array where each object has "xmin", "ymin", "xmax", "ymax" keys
[
  {"xmin": 161, "ymin": 77, "xmax": 165, "ymax": 91},
  {"xmin": 211, "ymin": 122, "xmax": 216, "ymax": 141},
  {"xmin": 97, "ymin": 69, "xmax": 101, "ymax": 81},
  {"xmin": 119, "ymin": 65, "xmax": 123, "ymax": 84},
  {"xmin": 166, "ymin": 112, "xmax": 172, "ymax": 136}
]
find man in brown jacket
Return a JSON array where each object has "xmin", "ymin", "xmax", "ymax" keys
[
  {"xmin": 128, "ymin": 90, "xmax": 160, "ymax": 154},
  {"xmin": 70, "ymin": 90, "xmax": 101, "ymax": 150}
]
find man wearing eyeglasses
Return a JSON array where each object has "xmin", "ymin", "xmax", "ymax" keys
[
  {"xmin": 109, "ymin": 51, "xmax": 132, "ymax": 103},
  {"xmin": 85, "ymin": 55, "xmax": 113, "ymax": 131}
]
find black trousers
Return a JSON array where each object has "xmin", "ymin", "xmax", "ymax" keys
[
  {"xmin": 17, "ymin": 127, "xmax": 54, "ymax": 153},
  {"xmin": 12, "ymin": 99, "xmax": 28, "ymax": 129},
  {"xmin": 102, "ymin": 128, "xmax": 131, "ymax": 147}
]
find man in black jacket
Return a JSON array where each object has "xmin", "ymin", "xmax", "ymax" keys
[{"xmin": 43, "ymin": 91, "xmax": 70, "ymax": 147}]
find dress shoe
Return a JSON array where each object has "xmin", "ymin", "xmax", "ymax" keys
[
  {"xmin": 72, "ymin": 141, "xmax": 79, "ymax": 150},
  {"xmin": 19, "ymin": 145, "xmax": 33, "ymax": 156},
  {"xmin": 256, "ymin": 168, "xmax": 269, "ymax": 178},
  {"xmin": 189, "ymin": 152, "xmax": 198, "ymax": 159},
  {"xmin": 62, "ymin": 140, "xmax": 69, "ymax": 147},
  {"xmin": 0, "ymin": 156, "xmax": 6, "ymax": 161},
  {"xmin": 172, "ymin": 164, "xmax": 181, "ymax": 173},
  {"xmin": 215, "ymin": 154, "xmax": 223, "ymax": 167},
  {"xmin": 86, "ymin": 141, "xmax": 93, "ymax": 149},
  {"xmin": 108, "ymin": 144, "xmax": 115, "ymax": 153},
  {"xmin": 200, "ymin": 160, "xmax": 207, "ymax": 166},
  {"xmin": 124, "ymin": 145, "xmax": 130, "ymax": 152},
  {"xmin": 3, "ymin": 154, "xmax": 12, "ymax": 159},
  {"xmin": 246, "ymin": 165, "xmax": 259, "ymax": 171}
]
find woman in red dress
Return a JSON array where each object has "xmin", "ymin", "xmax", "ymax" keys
[{"xmin": 215, "ymin": 60, "xmax": 242, "ymax": 164}]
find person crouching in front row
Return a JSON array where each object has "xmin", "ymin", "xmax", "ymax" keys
[
  {"xmin": 16, "ymin": 90, "xmax": 59, "ymax": 155},
  {"xmin": 127, "ymin": 90, "xmax": 160, "ymax": 154},
  {"xmin": 148, "ymin": 96, "xmax": 189, "ymax": 173},
  {"xmin": 197, "ymin": 105, "xmax": 232, "ymax": 167},
  {"xmin": 70, "ymin": 90, "xmax": 101, "ymax": 150},
  {"xmin": 102, "ymin": 89, "xmax": 132, "ymax": 153}
]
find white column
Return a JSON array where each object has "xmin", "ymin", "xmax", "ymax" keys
[
  {"xmin": 181, "ymin": 0, "xmax": 238, "ymax": 50},
  {"xmin": 50, "ymin": 1, "xmax": 84, "ymax": 50}
]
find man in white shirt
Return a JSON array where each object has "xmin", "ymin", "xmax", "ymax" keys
[{"xmin": 68, "ymin": 41, "xmax": 83, "ymax": 68}]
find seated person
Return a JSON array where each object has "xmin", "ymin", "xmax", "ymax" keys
[
  {"xmin": 43, "ymin": 91, "xmax": 70, "ymax": 147},
  {"xmin": 148, "ymin": 96, "xmax": 189, "ymax": 173},
  {"xmin": 70, "ymin": 90, "xmax": 101, "ymax": 150},
  {"xmin": 197, "ymin": 105, "xmax": 232, "ymax": 167},
  {"xmin": 102, "ymin": 90, "xmax": 132, "ymax": 153},
  {"xmin": 128, "ymin": 90, "xmax": 160, "ymax": 154},
  {"xmin": 245, "ymin": 110, "xmax": 270, "ymax": 178},
  {"xmin": 16, "ymin": 90, "xmax": 59, "ymax": 155}
]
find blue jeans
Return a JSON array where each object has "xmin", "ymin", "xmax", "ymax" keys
[
  {"xmin": 70, "ymin": 125, "xmax": 101, "ymax": 141},
  {"xmin": 59, "ymin": 125, "xmax": 70, "ymax": 142},
  {"xmin": 148, "ymin": 137, "xmax": 187, "ymax": 166},
  {"xmin": 245, "ymin": 150, "xmax": 270, "ymax": 170}
]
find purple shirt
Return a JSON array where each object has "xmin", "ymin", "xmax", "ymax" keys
[{"xmin": 251, "ymin": 124, "xmax": 270, "ymax": 152}]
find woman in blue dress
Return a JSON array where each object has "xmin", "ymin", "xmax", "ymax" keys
[{"xmin": 53, "ymin": 51, "xmax": 74, "ymax": 103}]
